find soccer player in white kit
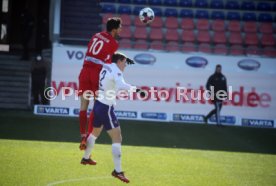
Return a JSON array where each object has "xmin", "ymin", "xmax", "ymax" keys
[{"xmin": 81, "ymin": 52, "xmax": 143, "ymax": 183}]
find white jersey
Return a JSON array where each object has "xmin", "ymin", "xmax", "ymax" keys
[{"xmin": 97, "ymin": 63, "xmax": 136, "ymax": 106}]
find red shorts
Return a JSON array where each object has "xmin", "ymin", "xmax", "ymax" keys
[{"xmin": 78, "ymin": 65, "xmax": 102, "ymax": 96}]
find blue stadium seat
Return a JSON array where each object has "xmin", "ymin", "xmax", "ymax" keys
[
  {"xmin": 241, "ymin": 1, "xmax": 255, "ymax": 10},
  {"xmin": 195, "ymin": 10, "xmax": 209, "ymax": 19},
  {"xmin": 133, "ymin": 6, "xmax": 144, "ymax": 15},
  {"xmin": 148, "ymin": 0, "xmax": 162, "ymax": 6},
  {"xmin": 151, "ymin": 7, "xmax": 162, "ymax": 17},
  {"xmin": 101, "ymin": 0, "xmax": 113, "ymax": 2},
  {"xmin": 225, "ymin": 1, "xmax": 240, "ymax": 9},
  {"xmin": 164, "ymin": 0, "xmax": 178, "ymax": 6},
  {"xmin": 179, "ymin": 0, "xmax": 193, "ymax": 7},
  {"xmin": 243, "ymin": 12, "xmax": 257, "ymax": 21},
  {"xmin": 118, "ymin": 5, "xmax": 131, "ymax": 14},
  {"xmin": 258, "ymin": 13, "xmax": 273, "ymax": 22},
  {"xmin": 133, "ymin": 0, "xmax": 147, "ymax": 4},
  {"xmin": 210, "ymin": 0, "xmax": 224, "ymax": 9},
  {"xmin": 165, "ymin": 8, "xmax": 178, "ymax": 17},
  {"xmin": 180, "ymin": 9, "xmax": 193, "ymax": 18},
  {"xmin": 118, "ymin": 0, "xmax": 129, "ymax": 3},
  {"xmin": 211, "ymin": 11, "xmax": 225, "ymax": 20},
  {"xmin": 226, "ymin": 12, "xmax": 241, "ymax": 21},
  {"xmin": 101, "ymin": 4, "xmax": 116, "ymax": 13},
  {"xmin": 195, "ymin": 0, "xmax": 208, "ymax": 8},
  {"xmin": 257, "ymin": 2, "xmax": 271, "ymax": 11},
  {"xmin": 273, "ymin": 3, "xmax": 276, "ymax": 11}
]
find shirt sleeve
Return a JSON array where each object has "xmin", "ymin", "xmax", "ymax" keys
[{"xmin": 114, "ymin": 71, "xmax": 136, "ymax": 91}]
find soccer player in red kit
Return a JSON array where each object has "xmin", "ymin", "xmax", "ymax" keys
[{"xmin": 78, "ymin": 17, "xmax": 121, "ymax": 151}]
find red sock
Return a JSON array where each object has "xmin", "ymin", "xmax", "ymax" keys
[
  {"xmin": 79, "ymin": 110, "xmax": 87, "ymax": 137},
  {"xmin": 88, "ymin": 110, "xmax": 94, "ymax": 134}
]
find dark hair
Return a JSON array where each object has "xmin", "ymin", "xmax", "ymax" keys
[
  {"xmin": 216, "ymin": 64, "xmax": 222, "ymax": 68},
  {"xmin": 112, "ymin": 52, "xmax": 126, "ymax": 63},
  {"xmin": 106, "ymin": 17, "xmax": 122, "ymax": 32}
]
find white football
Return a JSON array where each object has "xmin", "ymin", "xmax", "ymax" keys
[{"xmin": 139, "ymin": 7, "xmax": 155, "ymax": 24}]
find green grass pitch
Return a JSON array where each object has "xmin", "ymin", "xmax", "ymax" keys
[
  {"xmin": 0, "ymin": 139, "xmax": 275, "ymax": 186},
  {"xmin": 0, "ymin": 110, "xmax": 276, "ymax": 186}
]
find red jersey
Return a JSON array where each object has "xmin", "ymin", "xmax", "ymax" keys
[{"xmin": 83, "ymin": 31, "xmax": 118, "ymax": 67}]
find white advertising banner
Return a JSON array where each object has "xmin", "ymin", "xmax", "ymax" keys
[{"xmin": 37, "ymin": 43, "xmax": 276, "ymax": 128}]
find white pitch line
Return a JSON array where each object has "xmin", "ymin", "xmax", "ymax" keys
[{"xmin": 46, "ymin": 176, "xmax": 112, "ymax": 186}]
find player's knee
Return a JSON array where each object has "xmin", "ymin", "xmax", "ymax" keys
[
  {"xmin": 80, "ymin": 97, "xmax": 90, "ymax": 110},
  {"xmin": 92, "ymin": 127, "xmax": 102, "ymax": 138},
  {"xmin": 111, "ymin": 135, "xmax": 122, "ymax": 144}
]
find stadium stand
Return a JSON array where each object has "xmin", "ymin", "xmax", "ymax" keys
[
  {"xmin": 182, "ymin": 42, "xmax": 197, "ymax": 52},
  {"xmin": 241, "ymin": 1, "xmax": 255, "ymax": 11},
  {"xmin": 182, "ymin": 30, "xmax": 196, "ymax": 42},
  {"xmin": 149, "ymin": 28, "xmax": 163, "ymax": 41},
  {"xmin": 134, "ymin": 27, "xmax": 148, "ymax": 40},
  {"xmin": 181, "ymin": 18, "xmax": 194, "ymax": 30},
  {"xmin": 246, "ymin": 45, "xmax": 262, "ymax": 55},
  {"xmin": 166, "ymin": 29, "xmax": 179, "ymax": 41},
  {"xmin": 228, "ymin": 20, "xmax": 242, "ymax": 32},
  {"xmin": 180, "ymin": 9, "xmax": 193, "ymax": 18},
  {"xmin": 197, "ymin": 30, "xmax": 211, "ymax": 43},
  {"xmin": 196, "ymin": 19, "xmax": 210, "ymax": 30},
  {"xmin": 118, "ymin": 5, "xmax": 132, "ymax": 14},
  {"xmin": 259, "ymin": 13, "xmax": 273, "ymax": 22},
  {"xmin": 150, "ymin": 16, "xmax": 163, "ymax": 28},
  {"xmin": 229, "ymin": 32, "xmax": 243, "ymax": 45},
  {"xmin": 195, "ymin": 0, "xmax": 208, "ymax": 8},
  {"xmin": 211, "ymin": 11, "xmax": 225, "ymax": 20},
  {"xmin": 210, "ymin": 0, "xmax": 224, "ymax": 9},
  {"xmin": 198, "ymin": 43, "xmax": 212, "ymax": 53},
  {"xmin": 214, "ymin": 44, "xmax": 228, "ymax": 55},
  {"xmin": 149, "ymin": 0, "xmax": 163, "ymax": 6},
  {"xmin": 99, "ymin": 0, "xmax": 276, "ymax": 57},
  {"xmin": 259, "ymin": 22, "xmax": 273, "ymax": 34},
  {"xmin": 263, "ymin": 47, "xmax": 276, "ymax": 57},
  {"xmin": 226, "ymin": 12, "xmax": 241, "ymax": 20},
  {"xmin": 60, "ymin": 0, "xmax": 101, "ymax": 44},
  {"xmin": 244, "ymin": 33, "xmax": 259, "ymax": 46},
  {"xmin": 166, "ymin": 41, "xmax": 180, "ymax": 51},
  {"xmin": 213, "ymin": 31, "xmax": 227, "ymax": 44},
  {"xmin": 179, "ymin": 0, "xmax": 193, "ymax": 7},
  {"xmin": 261, "ymin": 34, "xmax": 276, "ymax": 46},
  {"xmin": 165, "ymin": 8, "xmax": 178, "ymax": 17},
  {"xmin": 121, "ymin": 14, "xmax": 132, "ymax": 26},
  {"xmin": 150, "ymin": 40, "xmax": 164, "ymax": 50},
  {"xmin": 164, "ymin": 0, "xmax": 178, "ymax": 7},
  {"xmin": 243, "ymin": 22, "xmax": 258, "ymax": 33},
  {"xmin": 211, "ymin": 20, "xmax": 225, "ymax": 32},
  {"xmin": 133, "ymin": 6, "xmax": 144, "ymax": 15},
  {"xmin": 225, "ymin": 1, "xmax": 240, "ymax": 10},
  {"xmin": 134, "ymin": 16, "xmax": 145, "ymax": 27},
  {"xmin": 133, "ymin": 39, "xmax": 148, "ymax": 49},
  {"xmin": 120, "ymin": 38, "xmax": 132, "ymax": 49},
  {"xmin": 229, "ymin": 45, "xmax": 245, "ymax": 55},
  {"xmin": 133, "ymin": 0, "xmax": 147, "ymax": 5},
  {"xmin": 120, "ymin": 26, "xmax": 132, "ymax": 39},
  {"xmin": 165, "ymin": 17, "xmax": 179, "ymax": 29}
]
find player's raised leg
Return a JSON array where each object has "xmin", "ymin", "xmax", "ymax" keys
[
  {"xmin": 87, "ymin": 93, "xmax": 97, "ymax": 136},
  {"xmin": 81, "ymin": 126, "xmax": 103, "ymax": 165},
  {"xmin": 79, "ymin": 96, "xmax": 89, "ymax": 150}
]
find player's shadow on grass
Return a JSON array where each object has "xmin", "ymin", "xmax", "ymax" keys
[{"xmin": 0, "ymin": 110, "xmax": 275, "ymax": 155}]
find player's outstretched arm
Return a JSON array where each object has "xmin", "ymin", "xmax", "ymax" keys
[{"xmin": 115, "ymin": 73, "xmax": 136, "ymax": 91}]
